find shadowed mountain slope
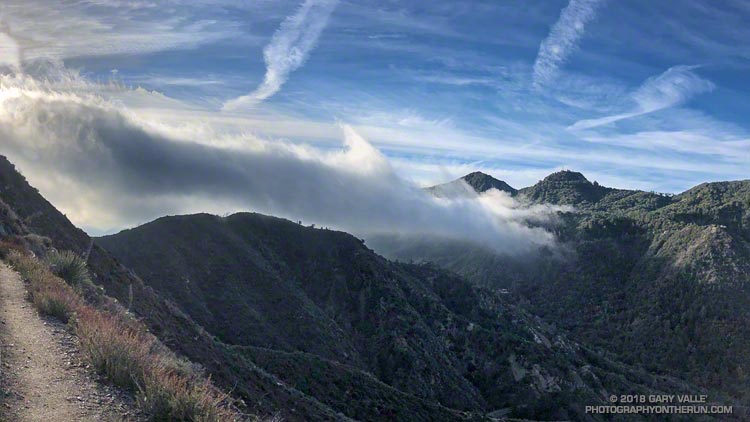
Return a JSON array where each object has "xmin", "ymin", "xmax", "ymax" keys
[{"xmin": 98, "ymin": 211, "xmax": 707, "ymax": 421}]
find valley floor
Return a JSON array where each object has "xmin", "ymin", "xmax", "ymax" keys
[{"xmin": 0, "ymin": 264, "xmax": 142, "ymax": 422}]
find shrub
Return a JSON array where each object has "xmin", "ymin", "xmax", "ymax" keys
[
  {"xmin": 47, "ymin": 250, "xmax": 92, "ymax": 287},
  {"xmin": 22, "ymin": 234, "xmax": 53, "ymax": 256},
  {"xmin": 0, "ymin": 238, "xmax": 25, "ymax": 259}
]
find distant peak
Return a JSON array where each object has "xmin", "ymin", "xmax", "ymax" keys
[
  {"xmin": 463, "ymin": 171, "xmax": 492, "ymax": 179},
  {"xmin": 461, "ymin": 171, "xmax": 517, "ymax": 194},
  {"xmin": 542, "ymin": 170, "xmax": 589, "ymax": 183},
  {"xmin": 517, "ymin": 169, "xmax": 612, "ymax": 205}
]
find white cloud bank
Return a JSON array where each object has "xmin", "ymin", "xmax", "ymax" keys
[
  {"xmin": 569, "ymin": 65, "xmax": 715, "ymax": 130},
  {"xmin": 533, "ymin": 0, "xmax": 604, "ymax": 89},
  {"xmin": 223, "ymin": 0, "xmax": 338, "ymax": 111},
  {"xmin": 0, "ymin": 65, "xmax": 560, "ymax": 254}
]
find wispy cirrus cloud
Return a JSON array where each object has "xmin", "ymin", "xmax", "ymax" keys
[
  {"xmin": 532, "ymin": 0, "xmax": 604, "ymax": 89},
  {"xmin": 129, "ymin": 75, "xmax": 226, "ymax": 88},
  {"xmin": 569, "ymin": 65, "xmax": 715, "ymax": 130},
  {"xmin": 581, "ymin": 130, "xmax": 750, "ymax": 159},
  {"xmin": 223, "ymin": 0, "xmax": 338, "ymax": 111},
  {"xmin": 0, "ymin": 0, "xmax": 243, "ymax": 64}
]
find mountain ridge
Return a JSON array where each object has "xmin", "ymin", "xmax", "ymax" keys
[{"xmin": 430, "ymin": 169, "xmax": 750, "ymax": 206}]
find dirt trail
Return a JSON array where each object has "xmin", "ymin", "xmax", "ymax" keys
[{"xmin": 0, "ymin": 263, "xmax": 143, "ymax": 422}]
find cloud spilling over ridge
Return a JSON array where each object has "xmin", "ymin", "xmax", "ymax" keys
[
  {"xmin": 533, "ymin": 0, "xmax": 603, "ymax": 89},
  {"xmin": 569, "ymin": 65, "xmax": 715, "ymax": 130},
  {"xmin": 223, "ymin": 0, "xmax": 338, "ymax": 111},
  {"xmin": 0, "ymin": 67, "xmax": 560, "ymax": 254}
]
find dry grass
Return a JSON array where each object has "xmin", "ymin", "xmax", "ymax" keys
[
  {"xmin": 75, "ymin": 306, "xmax": 152, "ymax": 390},
  {"xmin": 10, "ymin": 251, "xmax": 81, "ymax": 322},
  {"xmin": 139, "ymin": 369, "xmax": 236, "ymax": 422},
  {"xmin": 8, "ymin": 251, "xmax": 242, "ymax": 421}
]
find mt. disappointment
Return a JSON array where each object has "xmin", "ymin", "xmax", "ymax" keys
[{"xmin": 517, "ymin": 170, "xmax": 613, "ymax": 205}]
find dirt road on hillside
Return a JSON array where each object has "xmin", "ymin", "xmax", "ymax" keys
[{"xmin": 0, "ymin": 263, "xmax": 143, "ymax": 422}]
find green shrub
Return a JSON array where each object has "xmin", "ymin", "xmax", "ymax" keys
[{"xmin": 47, "ymin": 250, "xmax": 92, "ymax": 287}]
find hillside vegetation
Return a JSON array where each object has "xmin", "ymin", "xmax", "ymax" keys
[
  {"xmin": 382, "ymin": 170, "xmax": 750, "ymax": 409},
  {"xmin": 98, "ymin": 212, "xmax": 709, "ymax": 421}
]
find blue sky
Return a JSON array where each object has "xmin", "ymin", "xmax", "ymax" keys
[
  {"xmin": 8, "ymin": 0, "xmax": 750, "ymax": 190},
  {"xmin": 0, "ymin": 0, "xmax": 749, "ymax": 233}
]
